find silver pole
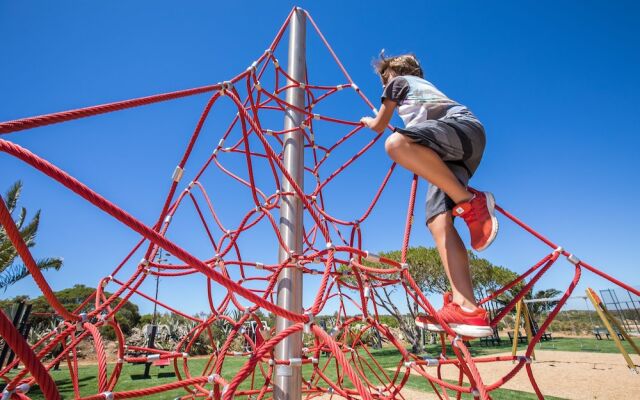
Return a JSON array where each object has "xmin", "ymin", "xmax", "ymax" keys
[{"xmin": 274, "ymin": 7, "xmax": 305, "ymax": 400}]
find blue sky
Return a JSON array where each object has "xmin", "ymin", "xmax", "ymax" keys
[{"xmin": 1, "ymin": 1, "xmax": 639, "ymax": 316}]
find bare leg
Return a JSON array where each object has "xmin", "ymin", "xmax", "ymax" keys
[
  {"xmin": 428, "ymin": 212, "xmax": 478, "ymax": 309},
  {"xmin": 385, "ymin": 132, "xmax": 472, "ymax": 204}
]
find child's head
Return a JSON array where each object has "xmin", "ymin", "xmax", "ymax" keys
[{"xmin": 374, "ymin": 51, "xmax": 423, "ymax": 85}]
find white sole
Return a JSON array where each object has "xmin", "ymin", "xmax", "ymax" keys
[
  {"xmin": 475, "ymin": 192, "xmax": 499, "ymax": 252},
  {"xmin": 424, "ymin": 323, "xmax": 494, "ymax": 338}
]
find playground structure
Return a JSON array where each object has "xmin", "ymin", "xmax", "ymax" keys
[
  {"xmin": 599, "ymin": 288, "xmax": 640, "ymax": 335},
  {"xmin": 1, "ymin": 7, "xmax": 640, "ymax": 400}
]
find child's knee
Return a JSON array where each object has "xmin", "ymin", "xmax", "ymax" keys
[
  {"xmin": 427, "ymin": 212, "xmax": 454, "ymax": 235},
  {"xmin": 384, "ymin": 132, "xmax": 408, "ymax": 158}
]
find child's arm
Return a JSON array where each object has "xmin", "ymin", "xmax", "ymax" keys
[{"xmin": 360, "ymin": 99, "xmax": 397, "ymax": 133}]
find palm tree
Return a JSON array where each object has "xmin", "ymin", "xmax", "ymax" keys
[{"xmin": 0, "ymin": 181, "xmax": 63, "ymax": 291}]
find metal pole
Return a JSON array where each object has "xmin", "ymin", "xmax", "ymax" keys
[{"xmin": 275, "ymin": 7, "xmax": 306, "ymax": 400}]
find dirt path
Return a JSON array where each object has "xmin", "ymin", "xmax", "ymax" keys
[
  {"xmin": 316, "ymin": 387, "xmax": 439, "ymax": 400},
  {"xmin": 474, "ymin": 350, "xmax": 640, "ymax": 399},
  {"xmin": 388, "ymin": 350, "xmax": 639, "ymax": 399}
]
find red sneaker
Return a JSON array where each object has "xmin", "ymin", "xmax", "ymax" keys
[
  {"xmin": 415, "ymin": 293, "xmax": 493, "ymax": 338},
  {"xmin": 453, "ymin": 191, "xmax": 498, "ymax": 251}
]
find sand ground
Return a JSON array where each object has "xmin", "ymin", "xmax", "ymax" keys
[{"xmin": 384, "ymin": 350, "xmax": 640, "ymax": 399}]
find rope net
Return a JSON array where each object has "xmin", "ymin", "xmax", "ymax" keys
[{"xmin": 0, "ymin": 7, "xmax": 637, "ymax": 400}]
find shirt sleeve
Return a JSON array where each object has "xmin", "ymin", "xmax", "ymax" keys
[{"xmin": 381, "ymin": 76, "xmax": 410, "ymax": 104}]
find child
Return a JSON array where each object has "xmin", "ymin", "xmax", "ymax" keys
[{"xmin": 360, "ymin": 53, "xmax": 497, "ymax": 338}]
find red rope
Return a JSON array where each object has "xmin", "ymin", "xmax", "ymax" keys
[
  {"xmin": 0, "ymin": 309, "xmax": 60, "ymax": 400},
  {"xmin": 1, "ymin": 6, "xmax": 637, "ymax": 400},
  {"xmin": 0, "ymin": 84, "xmax": 224, "ymax": 135}
]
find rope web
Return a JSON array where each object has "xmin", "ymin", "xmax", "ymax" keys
[{"xmin": 1, "ymin": 7, "xmax": 638, "ymax": 400}]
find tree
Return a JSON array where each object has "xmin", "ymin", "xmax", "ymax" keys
[
  {"xmin": 0, "ymin": 181, "xmax": 63, "ymax": 291},
  {"xmin": 368, "ymin": 246, "xmax": 519, "ymax": 353},
  {"xmin": 526, "ymin": 288, "xmax": 562, "ymax": 319},
  {"xmin": 1, "ymin": 284, "xmax": 141, "ymax": 340}
]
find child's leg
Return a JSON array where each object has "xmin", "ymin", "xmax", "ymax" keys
[
  {"xmin": 427, "ymin": 212, "xmax": 478, "ymax": 309},
  {"xmin": 385, "ymin": 132, "xmax": 472, "ymax": 204}
]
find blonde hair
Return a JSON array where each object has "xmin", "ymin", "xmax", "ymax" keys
[{"xmin": 374, "ymin": 51, "xmax": 423, "ymax": 85}]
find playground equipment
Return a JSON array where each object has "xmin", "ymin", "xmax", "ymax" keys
[
  {"xmin": 586, "ymin": 288, "xmax": 640, "ymax": 373},
  {"xmin": 0, "ymin": 302, "xmax": 32, "ymax": 371},
  {"xmin": 1, "ymin": 7, "xmax": 639, "ymax": 400},
  {"xmin": 599, "ymin": 288, "xmax": 640, "ymax": 335}
]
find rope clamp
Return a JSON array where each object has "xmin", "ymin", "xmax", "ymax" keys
[
  {"xmin": 452, "ymin": 335, "xmax": 462, "ymax": 348},
  {"xmin": 310, "ymin": 357, "xmax": 319, "ymax": 364},
  {"xmin": 352, "ymin": 84, "xmax": 359, "ymax": 91},
  {"xmin": 246, "ymin": 61, "xmax": 258, "ymax": 73},
  {"xmin": 164, "ymin": 214, "xmax": 172, "ymax": 224},
  {"xmin": 363, "ymin": 286, "xmax": 371, "ymax": 298},
  {"xmin": 254, "ymin": 81, "xmax": 262, "ymax": 91},
  {"xmin": 299, "ymin": 82, "xmax": 306, "ymax": 89},
  {"xmin": 567, "ymin": 253, "xmax": 580, "ymax": 265},
  {"xmin": 336, "ymin": 84, "xmax": 344, "ymax": 91},
  {"xmin": 517, "ymin": 355, "xmax": 532, "ymax": 364},
  {"xmin": 102, "ymin": 392, "xmax": 114, "ymax": 400},
  {"xmin": 265, "ymin": 129, "xmax": 273, "ymax": 136},
  {"xmin": 207, "ymin": 373, "xmax": 220, "ymax": 384},
  {"xmin": 400, "ymin": 263, "xmax": 409, "ymax": 271},
  {"xmin": 325, "ymin": 242, "xmax": 335, "ymax": 250},
  {"xmin": 273, "ymin": 59, "xmax": 280, "ymax": 68},
  {"xmin": 147, "ymin": 354, "xmax": 160, "ymax": 361},
  {"xmin": 255, "ymin": 262, "xmax": 264, "ymax": 270},
  {"xmin": 304, "ymin": 311, "xmax": 315, "ymax": 334},
  {"xmin": 313, "ymin": 113, "xmax": 321, "ymax": 120},
  {"xmin": 471, "ymin": 389, "xmax": 480, "ymax": 397},
  {"xmin": 289, "ymin": 358, "xmax": 302, "ymax": 367},
  {"xmin": 171, "ymin": 166, "xmax": 184, "ymax": 182},
  {"xmin": 553, "ymin": 246, "xmax": 564, "ymax": 254},
  {"xmin": 16, "ymin": 384, "xmax": 29, "ymax": 394},
  {"xmin": 423, "ymin": 357, "xmax": 440, "ymax": 366}
]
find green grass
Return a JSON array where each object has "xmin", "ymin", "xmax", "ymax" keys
[
  {"xmin": 462, "ymin": 335, "xmax": 639, "ymax": 356},
  {"xmin": 0, "ymin": 342, "xmax": 582, "ymax": 400},
  {"xmin": 7, "ymin": 336, "xmax": 632, "ymax": 399}
]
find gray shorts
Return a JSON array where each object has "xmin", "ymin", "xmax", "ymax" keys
[{"xmin": 395, "ymin": 112, "xmax": 486, "ymax": 222}]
